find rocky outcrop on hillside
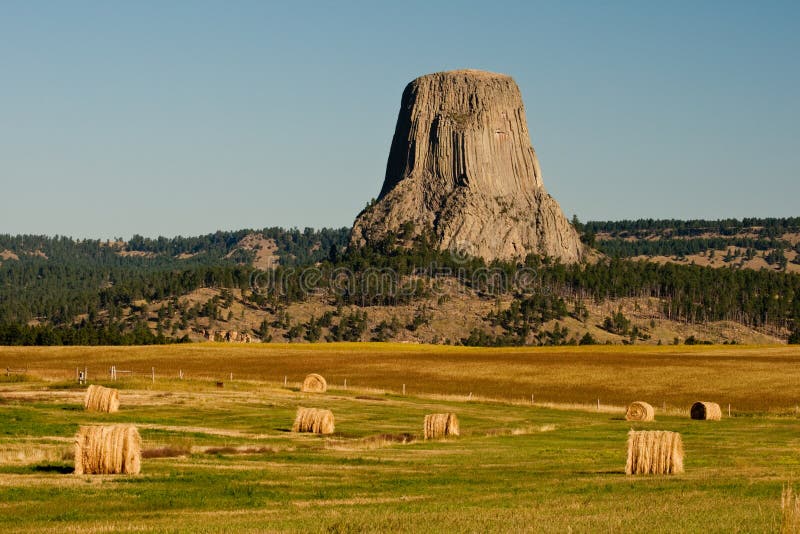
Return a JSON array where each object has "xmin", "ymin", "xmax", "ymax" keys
[
  {"xmin": 351, "ymin": 69, "xmax": 584, "ymax": 263},
  {"xmin": 200, "ymin": 329, "xmax": 256, "ymax": 343}
]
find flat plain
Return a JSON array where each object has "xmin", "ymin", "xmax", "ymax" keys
[{"xmin": 1, "ymin": 344, "xmax": 800, "ymax": 532}]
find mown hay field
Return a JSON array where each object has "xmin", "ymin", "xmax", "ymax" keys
[
  {"xmin": 1, "ymin": 344, "xmax": 800, "ymax": 532},
  {"xmin": 2, "ymin": 343, "xmax": 800, "ymax": 411}
]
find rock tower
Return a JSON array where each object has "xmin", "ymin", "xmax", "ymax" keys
[{"xmin": 350, "ymin": 69, "xmax": 584, "ymax": 263}]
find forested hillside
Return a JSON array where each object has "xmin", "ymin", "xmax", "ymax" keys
[
  {"xmin": 1, "ymin": 220, "xmax": 799, "ymax": 346},
  {"xmin": 0, "ymin": 228, "xmax": 348, "ymax": 325},
  {"xmin": 578, "ymin": 217, "xmax": 800, "ymax": 272}
]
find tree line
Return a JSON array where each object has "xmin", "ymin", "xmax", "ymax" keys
[
  {"xmin": 596, "ymin": 237, "xmax": 791, "ymax": 259},
  {"xmin": 582, "ymin": 217, "xmax": 800, "ymax": 238}
]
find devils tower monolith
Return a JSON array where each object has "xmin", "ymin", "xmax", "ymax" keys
[{"xmin": 350, "ymin": 69, "xmax": 584, "ymax": 263}]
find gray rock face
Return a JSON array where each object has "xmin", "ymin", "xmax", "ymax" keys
[{"xmin": 351, "ymin": 69, "xmax": 584, "ymax": 263}]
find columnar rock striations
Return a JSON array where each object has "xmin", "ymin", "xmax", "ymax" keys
[{"xmin": 350, "ymin": 69, "xmax": 584, "ymax": 263}]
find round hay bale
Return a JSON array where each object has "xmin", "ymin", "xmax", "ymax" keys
[
  {"xmin": 625, "ymin": 429, "xmax": 683, "ymax": 475},
  {"xmin": 301, "ymin": 374, "xmax": 327, "ymax": 393},
  {"xmin": 690, "ymin": 401, "xmax": 722, "ymax": 421},
  {"xmin": 423, "ymin": 413, "xmax": 460, "ymax": 440},
  {"xmin": 83, "ymin": 385, "xmax": 120, "ymax": 413},
  {"xmin": 292, "ymin": 407, "xmax": 335, "ymax": 434},
  {"xmin": 625, "ymin": 401, "xmax": 654, "ymax": 422},
  {"xmin": 74, "ymin": 424, "xmax": 141, "ymax": 475}
]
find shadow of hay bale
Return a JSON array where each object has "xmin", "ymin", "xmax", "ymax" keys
[{"xmin": 33, "ymin": 464, "xmax": 73, "ymax": 474}]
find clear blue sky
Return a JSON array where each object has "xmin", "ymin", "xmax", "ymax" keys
[{"xmin": 1, "ymin": 1, "xmax": 798, "ymax": 239}]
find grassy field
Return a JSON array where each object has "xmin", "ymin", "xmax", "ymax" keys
[{"xmin": 1, "ymin": 344, "xmax": 800, "ymax": 532}]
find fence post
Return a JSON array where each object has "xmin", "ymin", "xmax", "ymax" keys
[
  {"xmin": 402, "ymin": 384, "xmax": 406, "ymax": 395},
  {"xmin": 179, "ymin": 369, "xmax": 183, "ymax": 380},
  {"xmin": 151, "ymin": 367, "xmax": 155, "ymax": 384},
  {"xmin": 597, "ymin": 398, "xmax": 600, "ymax": 411},
  {"xmin": 344, "ymin": 378, "xmax": 347, "ymax": 390},
  {"xmin": 728, "ymin": 403, "xmax": 731, "ymax": 417},
  {"xmin": 531, "ymin": 394, "xmax": 534, "ymax": 405}
]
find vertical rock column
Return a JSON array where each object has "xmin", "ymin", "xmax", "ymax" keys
[{"xmin": 351, "ymin": 69, "xmax": 584, "ymax": 263}]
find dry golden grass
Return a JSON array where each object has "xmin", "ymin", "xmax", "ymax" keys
[
  {"xmin": 782, "ymin": 485, "xmax": 800, "ymax": 534},
  {"xmin": 691, "ymin": 401, "xmax": 722, "ymax": 421},
  {"xmin": 292, "ymin": 407, "xmax": 335, "ymax": 434},
  {"xmin": 423, "ymin": 413, "xmax": 459, "ymax": 440},
  {"xmin": 83, "ymin": 384, "xmax": 120, "ymax": 413},
  {"xmin": 3, "ymin": 344, "xmax": 800, "ymax": 411},
  {"xmin": 0, "ymin": 442, "xmax": 70, "ymax": 465},
  {"xmin": 625, "ymin": 401, "xmax": 654, "ymax": 422},
  {"xmin": 135, "ymin": 423, "xmax": 276, "ymax": 440},
  {"xmin": 481, "ymin": 424, "xmax": 557, "ymax": 438},
  {"xmin": 74, "ymin": 424, "xmax": 141, "ymax": 475},
  {"xmin": 324, "ymin": 433, "xmax": 416, "ymax": 451},
  {"xmin": 199, "ymin": 445, "xmax": 290, "ymax": 455},
  {"xmin": 625, "ymin": 430, "xmax": 683, "ymax": 475},
  {"xmin": 301, "ymin": 373, "xmax": 327, "ymax": 393}
]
